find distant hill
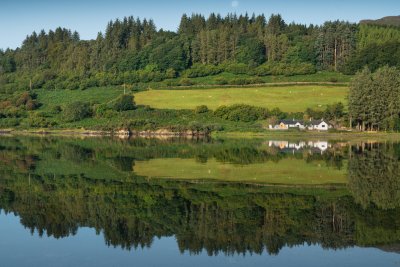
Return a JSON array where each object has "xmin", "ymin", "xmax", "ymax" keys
[
  {"xmin": 360, "ymin": 16, "xmax": 400, "ymax": 27},
  {"xmin": 377, "ymin": 244, "xmax": 400, "ymax": 254}
]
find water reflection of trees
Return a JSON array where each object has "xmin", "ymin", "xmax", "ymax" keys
[
  {"xmin": 0, "ymin": 136, "xmax": 346, "ymax": 170},
  {"xmin": 1, "ymin": 174, "xmax": 399, "ymax": 256},
  {"xmin": 348, "ymin": 142, "xmax": 400, "ymax": 209},
  {"xmin": 0, "ymin": 137, "xmax": 399, "ymax": 255}
]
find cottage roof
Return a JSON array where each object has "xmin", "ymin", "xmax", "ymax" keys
[
  {"xmin": 310, "ymin": 119, "xmax": 328, "ymax": 126},
  {"xmin": 279, "ymin": 119, "xmax": 304, "ymax": 125}
]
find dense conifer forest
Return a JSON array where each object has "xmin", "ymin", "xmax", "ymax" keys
[
  {"xmin": 1, "ymin": 13, "xmax": 400, "ymax": 91},
  {"xmin": 1, "ymin": 13, "xmax": 400, "ymax": 132}
]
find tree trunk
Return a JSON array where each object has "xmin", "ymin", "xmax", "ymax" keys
[{"xmin": 334, "ymin": 38, "xmax": 337, "ymax": 71}]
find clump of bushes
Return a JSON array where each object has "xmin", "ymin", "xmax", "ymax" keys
[
  {"xmin": 214, "ymin": 77, "xmax": 228, "ymax": 85},
  {"xmin": 253, "ymin": 62, "xmax": 316, "ymax": 76},
  {"xmin": 114, "ymin": 94, "xmax": 136, "ymax": 111},
  {"xmin": 0, "ymin": 118, "xmax": 20, "ymax": 127},
  {"xmin": 50, "ymin": 105, "xmax": 62, "ymax": 114},
  {"xmin": 224, "ymin": 63, "xmax": 249, "ymax": 74},
  {"xmin": 27, "ymin": 113, "xmax": 56, "ymax": 128},
  {"xmin": 63, "ymin": 101, "xmax": 92, "ymax": 122},
  {"xmin": 214, "ymin": 104, "xmax": 268, "ymax": 122},
  {"xmin": 179, "ymin": 78, "xmax": 194, "ymax": 86},
  {"xmin": 14, "ymin": 91, "xmax": 40, "ymax": 110},
  {"xmin": 183, "ymin": 64, "xmax": 222, "ymax": 78},
  {"xmin": 230, "ymin": 77, "xmax": 264, "ymax": 85},
  {"xmin": 194, "ymin": 105, "xmax": 209, "ymax": 114},
  {"xmin": 0, "ymin": 91, "xmax": 41, "ymax": 119}
]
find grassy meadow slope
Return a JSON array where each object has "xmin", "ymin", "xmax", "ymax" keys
[
  {"xmin": 1, "ymin": 72, "xmax": 351, "ymax": 133},
  {"xmin": 135, "ymin": 85, "xmax": 348, "ymax": 112}
]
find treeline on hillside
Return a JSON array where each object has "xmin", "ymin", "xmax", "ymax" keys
[{"xmin": 1, "ymin": 14, "xmax": 400, "ymax": 91}]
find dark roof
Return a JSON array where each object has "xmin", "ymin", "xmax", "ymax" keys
[
  {"xmin": 278, "ymin": 119, "xmax": 330, "ymax": 126},
  {"xmin": 310, "ymin": 119, "xmax": 328, "ymax": 126},
  {"xmin": 279, "ymin": 119, "xmax": 304, "ymax": 125}
]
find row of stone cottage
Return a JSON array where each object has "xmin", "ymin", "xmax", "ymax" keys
[{"xmin": 269, "ymin": 119, "xmax": 332, "ymax": 131}]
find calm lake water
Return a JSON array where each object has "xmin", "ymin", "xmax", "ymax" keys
[{"xmin": 0, "ymin": 136, "xmax": 399, "ymax": 266}]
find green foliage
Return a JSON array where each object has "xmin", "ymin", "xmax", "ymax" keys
[
  {"xmin": 343, "ymin": 25, "xmax": 400, "ymax": 73},
  {"xmin": 253, "ymin": 62, "xmax": 316, "ymax": 76},
  {"xmin": 27, "ymin": 113, "xmax": 56, "ymax": 128},
  {"xmin": 349, "ymin": 66, "xmax": 400, "ymax": 131},
  {"xmin": 113, "ymin": 94, "xmax": 136, "ymax": 112},
  {"xmin": 149, "ymin": 37, "xmax": 190, "ymax": 71},
  {"xmin": 50, "ymin": 105, "xmax": 62, "ymax": 114},
  {"xmin": 324, "ymin": 102, "xmax": 345, "ymax": 121},
  {"xmin": 179, "ymin": 78, "xmax": 194, "ymax": 86},
  {"xmin": 0, "ymin": 118, "xmax": 20, "ymax": 127},
  {"xmin": 183, "ymin": 64, "xmax": 222, "ymax": 78},
  {"xmin": 344, "ymin": 41, "xmax": 400, "ymax": 74},
  {"xmin": 314, "ymin": 21, "xmax": 357, "ymax": 71},
  {"xmin": 348, "ymin": 142, "xmax": 400, "ymax": 209},
  {"xmin": 1, "ymin": 136, "xmax": 400, "ymax": 256},
  {"xmin": 305, "ymin": 108, "xmax": 324, "ymax": 120},
  {"xmin": 213, "ymin": 77, "xmax": 228, "ymax": 85},
  {"xmin": 357, "ymin": 24, "xmax": 400, "ymax": 50},
  {"xmin": 14, "ymin": 92, "xmax": 40, "ymax": 110},
  {"xmin": 0, "ymin": 14, "xmax": 353, "ymax": 94},
  {"xmin": 194, "ymin": 105, "xmax": 209, "ymax": 114},
  {"xmin": 63, "ymin": 101, "xmax": 92, "ymax": 122},
  {"xmin": 214, "ymin": 104, "xmax": 268, "ymax": 122},
  {"xmin": 187, "ymin": 121, "xmax": 212, "ymax": 133},
  {"xmin": 223, "ymin": 63, "xmax": 250, "ymax": 74},
  {"xmin": 236, "ymin": 38, "xmax": 265, "ymax": 66},
  {"xmin": 0, "ymin": 51, "xmax": 16, "ymax": 73}
]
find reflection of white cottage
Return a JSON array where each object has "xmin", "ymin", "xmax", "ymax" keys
[
  {"xmin": 268, "ymin": 140, "xmax": 289, "ymax": 149},
  {"xmin": 313, "ymin": 141, "xmax": 329, "ymax": 152},
  {"xmin": 308, "ymin": 120, "xmax": 331, "ymax": 131},
  {"xmin": 268, "ymin": 140, "xmax": 331, "ymax": 153}
]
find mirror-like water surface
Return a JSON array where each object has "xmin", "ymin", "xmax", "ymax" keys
[{"xmin": 0, "ymin": 136, "xmax": 399, "ymax": 266}]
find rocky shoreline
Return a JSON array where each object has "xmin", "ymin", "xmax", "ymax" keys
[{"xmin": 0, "ymin": 128, "xmax": 209, "ymax": 138}]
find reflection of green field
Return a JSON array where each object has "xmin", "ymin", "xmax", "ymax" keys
[
  {"xmin": 135, "ymin": 158, "xmax": 347, "ymax": 185},
  {"xmin": 34, "ymin": 158, "xmax": 125, "ymax": 180}
]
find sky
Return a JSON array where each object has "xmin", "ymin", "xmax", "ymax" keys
[{"xmin": 0, "ymin": 0, "xmax": 399, "ymax": 49}]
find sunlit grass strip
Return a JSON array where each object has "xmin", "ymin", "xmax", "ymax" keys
[{"xmin": 135, "ymin": 85, "xmax": 348, "ymax": 112}]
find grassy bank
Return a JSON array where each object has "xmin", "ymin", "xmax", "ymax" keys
[{"xmin": 213, "ymin": 130, "xmax": 400, "ymax": 141}]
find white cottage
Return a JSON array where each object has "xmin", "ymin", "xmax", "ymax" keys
[
  {"xmin": 308, "ymin": 119, "xmax": 331, "ymax": 131},
  {"xmin": 269, "ymin": 119, "xmax": 306, "ymax": 130}
]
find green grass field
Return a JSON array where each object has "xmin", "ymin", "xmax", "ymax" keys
[
  {"xmin": 36, "ymin": 87, "xmax": 125, "ymax": 111},
  {"xmin": 135, "ymin": 85, "xmax": 348, "ymax": 112},
  {"xmin": 134, "ymin": 158, "xmax": 347, "ymax": 185}
]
